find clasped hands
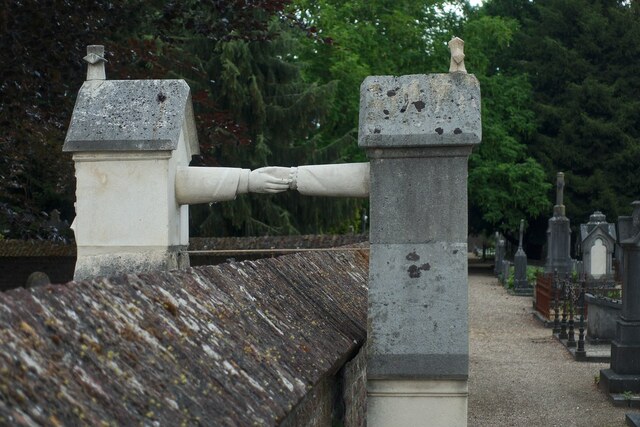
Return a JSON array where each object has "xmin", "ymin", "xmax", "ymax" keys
[{"xmin": 248, "ymin": 167, "xmax": 297, "ymax": 194}]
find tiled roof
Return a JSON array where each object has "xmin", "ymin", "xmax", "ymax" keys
[{"xmin": 0, "ymin": 249, "xmax": 368, "ymax": 426}]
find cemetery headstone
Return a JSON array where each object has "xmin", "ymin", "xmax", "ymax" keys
[
  {"xmin": 502, "ymin": 260, "xmax": 511, "ymax": 289},
  {"xmin": 494, "ymin": 231, "xmax": 505, "ymax": 276},
  {"xmin": 513, "ymin": 219, "xmax": 531, "ymax": 295}
]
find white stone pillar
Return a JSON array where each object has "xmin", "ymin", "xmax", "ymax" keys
[{"xmin": 63, "ymin": 51, "xmax": 199, "ymax": 279}]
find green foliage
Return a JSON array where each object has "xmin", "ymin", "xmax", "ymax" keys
[
  {"xmin": 292, "ymin": 0, "xmax": 465, "ymax": 158},
  {"xmin": 506, "ymin": 265, "xmax": 542, "ymax": 289}
]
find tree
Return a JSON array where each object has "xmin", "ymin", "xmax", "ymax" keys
[
  {"xmin": 0, "ymin": 0, "xmax": 151, "ymax": 241},
  {"xmin": 293, "ymin": 0, "xmax": 551, "ymax": 236},
  {"xmin": 463, "ymin": 14, "xmax": 551, "ymax": 236},
  {"xmin": 147, "ymin": 1, "xmax": 361, "ymax": 236},
  {"xmin": 483, "ymin": 0, "xmax": 640, "ymax": 233},
  {"xmin": 1, "ymin": 0, "xmax": 364, "ymax": 239}
]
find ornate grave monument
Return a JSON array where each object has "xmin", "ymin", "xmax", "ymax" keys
[
  {"xmin": 579, "ymin": 211, "xmax": 616, "ymax": 281},
  {"xmin": 64, "ymin": 46, "xmax": 368, "ymax": 280},
  {"xmin": 545, "ymin": 172, "xmax": 572, "ymax": 275},
  {"xmin": 65, "ymin": 39, "xmax": 480, "ymax": 425}
]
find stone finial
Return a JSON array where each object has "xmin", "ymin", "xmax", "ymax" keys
[
  {"xmin": 589, "ymin": 211, "xmax": 606, "ymax": 224},
  {"xmin": 518, "ymin": 219, "xmax": 524, "ymax": 249},
  {"xmin": 83, "ymin": 45, "xmax": 106, "ymax": 81},
  {"xmin": 448, "ymin": 37, "xmax": 467, "ymax": 74},
  {"xmin": 552, "ymin": 172, "xmax": 567, "ymax": 217}
]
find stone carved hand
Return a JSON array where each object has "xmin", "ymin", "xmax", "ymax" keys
[{"xmin": 248, "ymin": 167, "xmax": 292, "ymax": 193}]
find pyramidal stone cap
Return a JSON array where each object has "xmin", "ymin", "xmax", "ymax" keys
[
  {"xmin": 63, "ymin": 79, "xmax": 199, "ymax": 153},
  {"xmin": 358, "ymin": 73, "xmax": 481, "ymax": 148}
]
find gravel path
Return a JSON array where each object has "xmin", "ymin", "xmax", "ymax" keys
[{"xmin": 468, "ymin": 272, "xmax": 636, "ymax": 427}]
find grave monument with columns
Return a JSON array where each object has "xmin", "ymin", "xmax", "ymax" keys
[
  {"xmin": 65, "ymin": 39, "xmax": 480, "ymax": 425},
  {"xmin": 64, "ymin": 46, "xmax": 368, "ymax": 280}
]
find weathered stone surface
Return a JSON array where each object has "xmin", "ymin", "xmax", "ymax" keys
[
  {"xmin": 63, "ymin": 79, "xmax": 198, "ymax": 153},
  {"xmin": 0, "ymin": 249, "xmax": 368, "ymax": 426},
  {"xmin": 359, "ymin": 73, "xmax": 481, "ymax": 148},
  {"xmin": 359, "ymin": 73, "xmax": 478, "ymax": 387},
  {"xmin": 367, "ymin": 242, "xmax": 468, "ymax": 379}
]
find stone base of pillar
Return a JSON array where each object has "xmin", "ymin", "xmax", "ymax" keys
[
  {"xmin": 600, "ymin": 369, "xmax": 640, "ymax": 394},
  {"xmin": 610, "ymin": 340, "xmax": 640, "ymax": 375},
  {"xmin": 74, "ymin": 246, "xmax": 189, "ymax": 280},
  {"xmin": 367, "ymin": 379, "xmax": 468, "ymax": 427}
]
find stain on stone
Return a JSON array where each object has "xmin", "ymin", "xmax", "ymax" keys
[
  {"xmin": 406, "ymin": 252, "xmax": 420, "ymax": 261},
  {"xmin": 453, "ymin": 128, "xmax": 462, "ymax": 134},
  {"xmin": 435, "ymin": 127, "xmax": 444, "ymax": 135},
  {"xmin": 412, "ymin": 100, "xmax": 426, "ymax": 112},
  {"xmin": 387, "ymin": 90, "xmax": 396, "ymax": 97},
  {"xmin": 407, "ymin": 263, "xmax": 430, "ymax": 279},
  {"xmin": 453, "ymin": 249, "xmax": 459, "ymax": 254},
  {"xmin": 383, "ymin": 109, "xmax": 389, "ymax": 115},
  {"xmin": 400, "ymin": 94, "xmax": 409, "ymax": 113},
  {"xmin": 156, "ymin": 92, "xmax": 167, "ymax": 103},
  {"xmin": 408, "ymin": 265, "xmax": 421, "ymax": 278},
  {"xmin": 373, "ymin": 128, "xmax": 381, "ymax": 134}
]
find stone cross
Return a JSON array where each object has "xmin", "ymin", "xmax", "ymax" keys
[
  {"xmin": 448, "ymin": 37, "xmax": 467, "ymax": 74},
  {"xmin": 83, "ymin": 45, "xmax": 106, "ymax": 81},
  {"xmin": 555, "ymin": 172, "xmax": 564, "ymax": 207},
  {"xmin": 518, "ymin": 219, "xmax": 524, "ymax": 249}
]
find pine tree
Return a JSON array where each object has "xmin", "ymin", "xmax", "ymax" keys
[{"xmin": 485, "ymin": 0, "xmax": 640, "ymax": 228}]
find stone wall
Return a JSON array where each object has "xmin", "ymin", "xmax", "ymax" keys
[
  {"xmin": 0, "ymin": 249, "xmax": 368, "ymax": 425},
  {"xmin": 282, "ymin": 346, "xmax": 367, "ymax": 427},
  {"xmin": 0, "ymin": 240, "xmax": 75, "ymax": 291}
]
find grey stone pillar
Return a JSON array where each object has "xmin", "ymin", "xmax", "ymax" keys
[
  {"xmin": 545, "ymin": 172, "xmax": 572, "ymax": 275},
  {"xmin": 495, "ymin": 232, "xmax": 505, "ymax": 276},
  {"xmin": 601, "ymin": 201, "xmax": 640, "ymax": 394},
  {"xmin": 513, "ymin": 219, "xmax": 531, "ymax": 295},
  {"xmin": 359, "ymin": 72, "xmax": 480, "ymax": 426}
]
